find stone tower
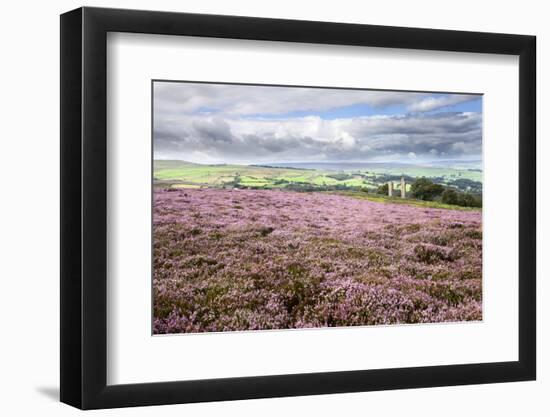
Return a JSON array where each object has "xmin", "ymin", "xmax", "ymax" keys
[
  {"xmin": 388, "ymin": 181, "xmax": 393, "ymax": 197},
  {"xmin": 401, "ymin": 176, "xmax": 406, "ymax": 198}
]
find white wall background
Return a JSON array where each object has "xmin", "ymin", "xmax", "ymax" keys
[{"xmin": 0, "ymin": 0, "xmax": 546, "ymax": 415}]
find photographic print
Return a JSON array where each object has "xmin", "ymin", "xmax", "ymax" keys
[{"xmin": 152, "ymin": 81, "xmax": 483, "ymax": 334}]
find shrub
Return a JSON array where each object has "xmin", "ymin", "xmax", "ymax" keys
[
  {"xmin": 442, "ymin": 188, "xmax": 482, "ymax": 208},
  {"xmin": 414, "ymin": 244, "xmax": 455, "ymax": 264},
  {"xmin": 441, "ymin": 189, "xmax": 459, "ymax": 205},
  {"xmin": 456, "ymin": 192, "xmax": 482, "ymax": 208},
  {"xmin": 410, "ymin": 177, "xmax": 444, "ymax": 201},
  {"xmin": 377, "ymin": 183, "xmax": 389, "ymax": 195},
  {"xmin": 258, "ymin": 226, "xmax": 275, "ymax": 236}
]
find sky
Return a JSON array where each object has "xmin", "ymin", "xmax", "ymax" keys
[{"xmin": 153, "ymin": 81, "xmax": 482, "ymax": 165}]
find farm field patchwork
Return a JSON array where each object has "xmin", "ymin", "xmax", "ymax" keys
[
  {"xmin": 153, "ymin": 160, "xmax": 481, "ymax": 192},
  {"xmin": 153, "ymin": 188, "xmax": 482, "ymax": 333}
]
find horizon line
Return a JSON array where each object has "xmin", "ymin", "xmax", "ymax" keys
[{"xmin": 153, "ymin": 158, "xmax": 482, "ymax": 166}]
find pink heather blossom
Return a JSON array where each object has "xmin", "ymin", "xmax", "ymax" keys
[{"xmin": 153, "ymin": 189, "xmax": 482, "ymax": 334}]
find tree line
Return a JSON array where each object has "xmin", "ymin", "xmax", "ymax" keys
[{"xmin": 377, "ymin": 177, "xmax": 481, "ymax": 208}]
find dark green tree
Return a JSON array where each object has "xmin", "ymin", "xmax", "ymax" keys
[
  {"xmin": 410, "ymin": 177, "xmax": 444, "ymax": 201},
  {"xmin": 441, "ymin": 189, "xmax": 459, "ymax": 205},
  {"xmin": 377, "ymin": 183, "xmax": 389, "ymax": 195},
  {"xmin": 456, "ymin": 193, "xmax": 482, "ymax": 208}
]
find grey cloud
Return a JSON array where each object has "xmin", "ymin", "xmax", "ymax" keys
[
  {"xmin": 153, "ymin": 82, "xmax": 481, "ymax": 163},
  {"xmin": 154, "ymin": 111, "xmax": 481, "ymax": 163},
  {"xmin": 154, "ymin": 82, "xmax": 432, "ymax": 116},
  {"xmin": 191, "ymin": 118, "xmax": 233, "ymax": 143}
]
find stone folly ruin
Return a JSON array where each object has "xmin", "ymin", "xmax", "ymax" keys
[{"xmin": 388, "ymin": 176, "xmax": 406, "ymax": 198}]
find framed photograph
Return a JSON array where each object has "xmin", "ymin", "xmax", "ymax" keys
[{"xmin": 60, "ymin": 6, "xmax": 536, "ymax": 409}]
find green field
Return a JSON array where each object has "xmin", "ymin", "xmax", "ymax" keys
[
  {"xmin": 154, "ymin": 160, "xmax": 379, "ymax": 189},
  {"xmin": 363, "ymin": 165, "xmax": 482, "ymax": 182},
  {"xmin": 153, "ymin": 160, "xmax": 481, "ymax": 194}
]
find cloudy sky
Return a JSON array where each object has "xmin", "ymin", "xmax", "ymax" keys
[{"xmin": 153, "ymin": 81, "xmax": 482, "ymax": 165}]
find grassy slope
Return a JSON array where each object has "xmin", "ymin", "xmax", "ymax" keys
[{"xmin": 333, "ymin": 191, "xmax": 481, "ymax": 211}]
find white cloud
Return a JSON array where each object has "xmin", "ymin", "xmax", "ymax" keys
[
  {"xmin": 154, "ymin": 112, "xmax": 482, "ymax": 163},
  {"xmin": 153, "ymin": 82, "xmax": 482, "ymax": 164},
  {"xmin": 407, "ymin": 94, "xmax": 479, "ymax": 112},
  {"xmin": 155, "ymin": 82, "xmax": 431, "ymax": 116}
]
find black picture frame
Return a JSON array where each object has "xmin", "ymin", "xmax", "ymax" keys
[{"xmin": 60, "ymin": 6, "xmax": 536, "ymax": 410}]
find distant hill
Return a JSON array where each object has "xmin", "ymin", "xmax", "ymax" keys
[
  {"xmin": 154, "ymin": 160, "xmax": 199, "ymax": 169},
  {"xmin": 153, "ymin": 159, "xmax": 482, "ymax": 192},
  {"xmin": 260, "ymin": 160, "xmax": 482, "ymax": 171}
]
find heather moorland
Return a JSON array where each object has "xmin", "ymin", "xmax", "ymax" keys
[
  {"xmin": 152, "ymin": 81, "xmax": 483, "ymax": 333},
  {"xmin": 153, "ymin": 188, "xmax": 482, "ymax": 334}
]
